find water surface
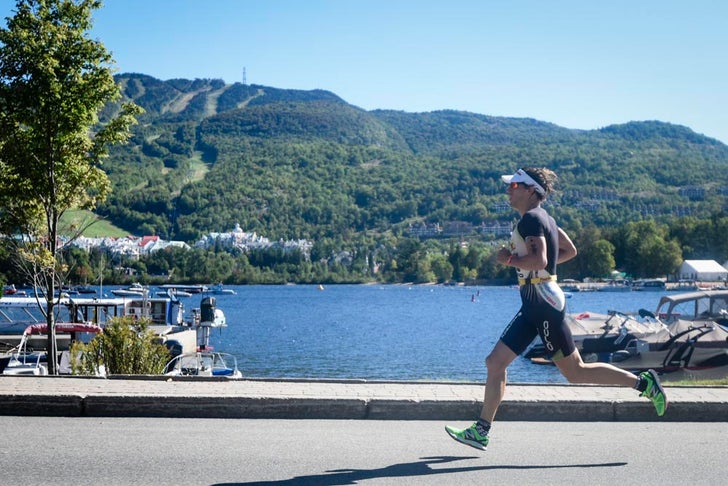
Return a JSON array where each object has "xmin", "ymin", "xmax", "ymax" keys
[{"xmin": 202, "ymin": 285, "xmax": 662, "ymax": 383}]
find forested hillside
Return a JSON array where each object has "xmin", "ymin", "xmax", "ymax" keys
[{"xmin": 98, "ymin": 74, "xmax": 728, "ymax": 244}]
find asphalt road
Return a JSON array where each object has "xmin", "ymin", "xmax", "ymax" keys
[{"xmin": 1, "ymin": 417, "xmax": 725, "ymax": 485}]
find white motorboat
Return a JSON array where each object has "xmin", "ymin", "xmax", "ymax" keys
[
  {"xmin": 111, "ymin": 283, "xmax": 148, "ymax": 297},
  {"xmin": 532, "ymin": 290, "xmax": 728, "ymax": 379},
  {"xmin": 0, "ymin": 350, "xmax": 47, "ymax": 375},
  {"xmin": 1, "ymin": 322, "xmax": 103, "ymax": 375},
  {"xmin": 156, "ymin": 289, "xmax": 193, "ymax": 298},
  {"xmin": 158, "ymin": 284, "xmax": 208, "ymax": 294},
  {"xmin": 209, "ymin": 283, "xmax": 236, "ymax": 295},
  {"xmin": 526, "ymin": 309, "xmax": 665, "ymax": 362},
  {"xmin": 598, "ymin": 280, "xmax": 632, "ymax": 292},
  {"xmin": 597, "ymin": 290, "xmax": 728, "ymax": 377},
  {"xmin": 164, "ymin": 351, "xmax": 242, "ymax": 378}
]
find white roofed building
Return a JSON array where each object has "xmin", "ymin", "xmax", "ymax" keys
[
  {"xmin": 68, "ymin": 224, "xmax": 309, "ymax": 259},
  {"xmin": 677, "ymin": 260, "xmax": 728, "ymax": 282}
]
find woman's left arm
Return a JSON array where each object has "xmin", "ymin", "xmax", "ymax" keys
[{"xmin": 557, "ymin": 227, "xmax": 577, "ymax": 264}]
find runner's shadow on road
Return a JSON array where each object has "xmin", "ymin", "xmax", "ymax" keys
[{"xmin": 213, "ymin": 455, "xmax": 628, "ymax": 485}]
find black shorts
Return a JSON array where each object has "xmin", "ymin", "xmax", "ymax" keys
[{"xmin": 500, "ymin": 302, "xmax": 576, "ymax": 360}]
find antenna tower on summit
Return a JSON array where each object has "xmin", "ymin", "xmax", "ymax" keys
[{"xmin": 242, "ymin": 67, "xmax": 247, "ymax": 85}]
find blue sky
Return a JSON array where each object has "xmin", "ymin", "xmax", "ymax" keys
[{"xmin": 2, "ymin": 0, "xmax": 727, "ymax": 143}]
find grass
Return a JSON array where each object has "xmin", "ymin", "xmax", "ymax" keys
[
  {"xmin": 60, "ymin": 209, "xmax": 129, "ymax": 238},
  {"xmin": 668, "ymin": 377, "xmax": 728, "ymax": 386},
  {"xmin": 186, "ymin": 152, "xmax": 209, "ymax": 183}
]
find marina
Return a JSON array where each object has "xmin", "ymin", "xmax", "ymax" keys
[
  {"xmin": 0, "ymin": 291, "xmax": 228, "ymax": 375},
  {"xmin": 2, "ymin": 284, "xmax": 727, "ymax": 382}
]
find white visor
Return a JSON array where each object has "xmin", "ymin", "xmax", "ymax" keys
[{"xmin": 501, "ymin": 169, "xmax": 546, "ymax": 195}]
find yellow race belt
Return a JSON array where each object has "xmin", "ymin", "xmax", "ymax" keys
[{"xmin": 518, "ymin": 275, "xmax": 557, "ymax": 286}]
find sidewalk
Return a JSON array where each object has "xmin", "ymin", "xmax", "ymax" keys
[{"xmin": 1, "ymin": 376, "xmax": 726, "ymax": 421}]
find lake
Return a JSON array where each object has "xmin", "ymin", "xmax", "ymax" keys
[{"xmin": 194, "ymin": 284, "xmax": 665, "ymax": 383}]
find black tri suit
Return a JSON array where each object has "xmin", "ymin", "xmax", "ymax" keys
[{"xmin": 499, "ymin": 206, "xmax": 575, "ymax": 360}]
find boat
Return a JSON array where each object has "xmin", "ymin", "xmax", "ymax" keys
[
  {"xmin": 601, "ymin": 316, "xmax": 728, "ymax": 379},
  {"xmin": 3, "ymin": 284, "xmax": 19, "ymax": 295},
  {"xmin": 74, "ymin": 285, "xmax": 98, "ymax": 294},
  {"xmin": 208, "ymin": 283, "xmax": 236, "ymax": 295},
  {"xmin": 598, "ymin": 280, "xmax": 632, "ymax": 292},
  {"xmin": 2, "ymin": 284, "xmax": 30, "ymax": 297},
  {"xmin": 156, "ymin": 289, "xmax": 193, "ymax": 298},
  {"xmin": 526, "ymin": 309, "xmax": 665, "ymax": 361},
  {"xmin": 0, "ymin": 296, "xmax": 78, "ymax": 337},
  {"xmin": 163, "ymin": 351, "xmax": 242, "ymax": 378},
  {"xmin": 0, "ymin": 294, "xmax": 227, "ymax": 361},
  {"xmin": 534, "ymin": 290, "xmax": 728, "ymax": 379},
  {"xmin": 0, "ymin": 349, "xmax": 46, "ymax": 375},
  {"xmin": 559, "ymin": 279, "xmax": 581, "ymax": 292},
  {"xmin": 60, "ymin": 286, "xmax": 80, "ymax": 296},
  {"xmin": 111, "ymin": 283, "xmax": 148, "ymax": 297},
  {"xmin": 669, "ymin": 280, "xmax": 699, "ymax": 292},
  {"xmin": 158, "ymin": 284, "xmax": 208, "ymax": 294},
  {"xmin": 637, "ymin": 289, "xmax": 728, "ymax": 328},
  {"xmin": 632, "ymin": 278, "xmax": 667, "ymax": 291},
  {"xmin": 2, "ymin": 322, "xmax": 103, "ymax": 375}
]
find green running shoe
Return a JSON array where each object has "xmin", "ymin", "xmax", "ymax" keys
[
  {"xmin": 640, "ymin": 369, "xmax": 668, "ymax": 416},
  {"xmin": 445, "ymin": 423, "xmax": 489, "ymax": 450}
]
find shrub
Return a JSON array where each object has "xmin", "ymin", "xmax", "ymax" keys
[{"xmin": 71, "ymin": 316, "xmax": 171, "ymax": 375}]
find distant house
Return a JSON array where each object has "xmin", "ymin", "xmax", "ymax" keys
[
  {"xmin": 677, "ymin": 260, "xmax": 728, "ymax": 282},
  {"xmin": 442, "ymin": 221, "xmax": 474, "ymax": 237},
  {"xmin": 408, "ymin": 222, "xmax": 441, "ymax": 238}
]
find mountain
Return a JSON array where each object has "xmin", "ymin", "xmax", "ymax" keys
[{"xmin": 97, "ymin": 74, "xmax": 728, "ymax": 242}]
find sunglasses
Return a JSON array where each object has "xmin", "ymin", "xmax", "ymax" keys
[{"xmin": 509, "ymin": 181, "xmax": 530, "ymax": 190}]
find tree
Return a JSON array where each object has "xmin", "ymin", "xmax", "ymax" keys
[
  {"xmin": 584, "ymin": 239, "xmax": 616, "ymax": 279},
  {"xmin": 617, "ymin": 220, "xmax": 682, "ymax": 278},
  {"xmin": 0, "ymin": 0, "xmax": 142, "ymax": 374},
  {"xmin": 429, "ymin": 253, "xmax": 453, "ymax": 283},
  {"xmin": 565, "ymin": 226, "xmax": 616, "ymax": 279}
]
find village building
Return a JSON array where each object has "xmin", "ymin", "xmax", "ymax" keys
[
  {"xmin": 68, "ymin": 224, "xmax": 312, "ymax": 260},
  {"xmin": 677, "ymin": 260, "xmax": 728, "ymax": 282}
]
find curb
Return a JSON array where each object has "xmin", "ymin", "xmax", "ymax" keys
[
  {"xmin": 1, "ymin": 377, "xmax": 726, "ymax": 421},
  {"xmin": 2, "ymin": 394, "xmax": 724, "ymax": 421}
]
